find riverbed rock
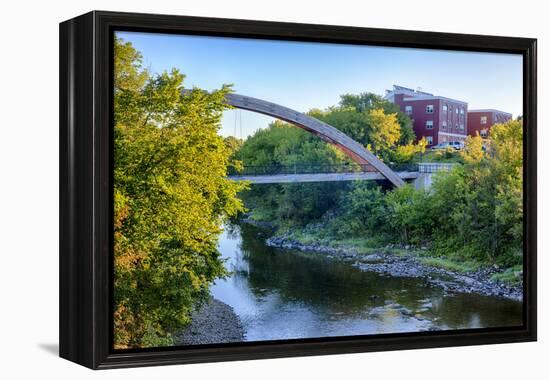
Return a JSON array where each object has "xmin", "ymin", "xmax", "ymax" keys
[
  {"xmin": 363, "ymin": 253, "xmax": 383, "ymax": 262},
  {"xmin": 174, "ymin": 298, "xmax": 244, "ymax": 345}
]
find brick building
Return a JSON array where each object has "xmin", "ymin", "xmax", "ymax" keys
[
  {"xmin": 467, "ymin": 109, "xmax": 513, "ymax": 138},
  {"xmin": 384, "ymin": 85, "xmax": 468, "ymax": 147}
]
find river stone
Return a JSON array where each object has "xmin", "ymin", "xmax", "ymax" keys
[{"xmin": 174, "ymin": 298, "xmax": 244, "ymax": 345}]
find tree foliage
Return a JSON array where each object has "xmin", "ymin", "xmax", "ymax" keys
[
  {"xmin": 237, "ymin": 120, "xmax": 351, "ymax": 226},
  {"xmin": 235, "ymin": 92, "xmax": 428, "ymax": 229},
  {"xmin": 241, "ymin": 115, "xmax": 523, "ymax": 270},
  {"xmin": 366, "ymin": 108, "xmax": 402, "ymax": 159},
  {"xmin": 308, "ymin": 92, "xmax": 417, "ymax": 162},
  {"xmin": 391, "ymin": 138, "xmax": 428, "ymax": 164},
  {"xmin": 460, "ymin": 134, "xmax": 484, "ymax": 164},
  {"xmin": 337, "ymin": 120, "xmax": 523, "ymax": 266},
  {"xmin": 338, "ymin": 92, "xmax": 416, "ymax": 145},
  {"xmin": 237, "ymin": 120, "xmax": 349, "ymax": 167},
  {"xmin": 113, "ymin": 37, "xmax": 246, "ymax": 348}
]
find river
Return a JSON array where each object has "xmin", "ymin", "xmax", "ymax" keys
[{"xmin": 211, "ymin": 223, "xmax": 523, "ymax": 342}]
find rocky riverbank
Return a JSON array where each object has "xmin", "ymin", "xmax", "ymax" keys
[
  {"xmin": 266, "ymin": 233, "xmax": 523, "ymax": 302},
  {"xmin": 174, "ymin": 298, "xmax": 245, "ymax": 345}
]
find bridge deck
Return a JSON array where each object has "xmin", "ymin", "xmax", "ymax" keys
[{"xmin": 228, "ymin": 171, "xmax": 419, "ymax": 184}]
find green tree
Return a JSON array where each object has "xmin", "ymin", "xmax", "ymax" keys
[
  {"xmin": 340, "ymin": 183, "xmax": 388, "ymax": 235},
  {"xmin": 429, "ymin": 120, "xmax": 523, "ymax": 265},
  {"xmin": 385, "ymin": 185, "xmax": 435, "ymax": 245},
  {"xmin": 490, "ymin": 120, "xmax": 523, "ymax": 263},
  {"xmin": 309, "ymin": 93, "xmax": 416, "ymax": 161},
  {"xmin": 338, "ymin": 92, "xmax": 416, "ymax": 144},
  {"xmin": 330, "ymin": 120, "xmax": 522, "ymax": 268},
  {"xmin": 366, "ymin": 109, "xmax": 401, "ymax": 160},
  {"xmin": 113, "ymin": 37, "xmax": 246, "ymax": 348},
  {"xmin": 237, "ymin": 120, "xmax": 348, "ymax": 167},
  {"xmin": 461, "ymin": 134, "xmax": 485, "ymax": 164},
  {"xmin": 309, "ymin": 108, "xmax": 371, "ymax": 146},
  {"xmin": 224, "ymin": 136, "xmax": 245, "ymax": 173},
  {"xmin": 390, "ymin": 138, "xmax": 427, "ymax": 164},
  {"xmin": 224, "ymin": 135, "xmax": 243, "ymax": 155},
  {"xmin": 236, "ymin": 120, "xmax": 352, "ymax": 226}
]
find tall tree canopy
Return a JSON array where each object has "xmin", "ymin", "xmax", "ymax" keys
[
  {"xmin": 336, "ymin": 92, "xmax": 415, "ymax": 145},
  {"xmin": 366, "ymin": 108, "xmax": 402, "ymax": 157},
  {"xmin": 309, "ymin": 92, "xmax": 418, "ymax": 162},
  {"xmin": 236, "ymin": 120, "xmax": 350, "ymax": 167},
  {"xmin": 113, "ymin": 37, "xmax": 246, "ymax": 348},
  {"xmin": 235, "ymin": 121, "xmax": 352, "ymax": 226}
]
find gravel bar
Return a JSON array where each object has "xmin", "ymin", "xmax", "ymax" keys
[{"xmin": 174, "ymin": 298, "xmax": 244, "ymax": 345}]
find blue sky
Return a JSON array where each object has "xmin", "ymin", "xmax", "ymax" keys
[{"xmin": 116, "ymin": 31, "xmax": 523, "ymax": 138}]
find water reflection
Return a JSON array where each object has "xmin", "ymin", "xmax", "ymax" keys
[{"xmin": 211, "ymin": 223, "xmax": 522, "ymax": 342}]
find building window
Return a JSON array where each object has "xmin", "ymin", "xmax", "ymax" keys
[
  {"xmin": 442, "ymin": 120, "xmax": 447, "ymax": 128},
  {"xmin": 460, "ymin": 108, "xmax": 465, "ymax": 115},
  {"xmin": 481, "ymin": 116, "xmax": 488, "ymax": 124},
  {"xmin": 459, "ymin": 124, "xmax": 464, "ymax": 130},
  {"xmin": 426, "ymin": 105, "xmax": 434, "ymax": 114},
  {"xmin": 480, "ymin": 129, "xmax": 488, "ymax": 137},
  {"xmin": 455, "ymin": 108, "xmax": 459, "ymax": 114},
  {"xmin": 443, "ymin": 104, "xmax": 448, "ymax": 112},
  {"xmin": 456, "ymin": 124, "xmax": 459, "ymax": 130},
  {"xmin": 426, "ymin": 136, "xmax": 433, "ymax": 145},
  {"xmin": 405, "ymin": 105, "xmax": 413, "ymax": 115},
  {"xmin": 426, "ymin": 120, "xmax": 434, "ymax": 129}
]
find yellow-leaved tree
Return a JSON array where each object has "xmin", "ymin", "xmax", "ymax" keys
[
  {"xmin": 113, "ymin": 37, "xmax": 247, "ymax": 349},
  {"xmin": 366, "ymin": 109, "xmax": 401, "ymax": 161}
]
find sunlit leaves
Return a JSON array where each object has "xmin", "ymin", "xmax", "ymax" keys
[
  {"xmin": 366, "ymin": 109, "xmax": 401, "ymax": 159},
  {"xmin": 113, "ymin": 38, "xmax": 247, "ymax": 348},
  {"xmin": 460, "ymin": 134, "xmax": 484, "ymax": 164}
]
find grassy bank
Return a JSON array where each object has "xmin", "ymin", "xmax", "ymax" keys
[{"xmin": 269, "ymin": 224, "xmax": 522, "ymax": 285}]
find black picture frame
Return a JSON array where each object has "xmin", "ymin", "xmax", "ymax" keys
[{"xmin": 59, "ymin": 10, "xmax": 537, "ymax": 369}]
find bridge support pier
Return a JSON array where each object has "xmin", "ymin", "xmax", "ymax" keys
[
  {"xmin": 413, "ymin": 163, "xmax": 457, "ymax": 190},
  {"xmin": 413, "ymin": 172, "xmax": 434, "ymax": 190}
]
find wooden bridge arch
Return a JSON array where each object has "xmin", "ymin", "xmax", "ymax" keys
[{"xmin": 185, "ymin": 90, "xmax": 405, "ymax": 187}]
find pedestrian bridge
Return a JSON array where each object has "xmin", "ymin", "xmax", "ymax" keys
[
  {"xmin": 183, "ymin": 90, "xmax": 457, "ymax": 187},
  {"xmin": 183, "ymin": 90, "xmax": 406, "ymax": 187},
  {"xmin": 228, "ymin": 163, "xmax": 419, "ymax": 184},
  {"xmin": 228, "ymin": 163, "xmax": 456, "ymax": 187}
]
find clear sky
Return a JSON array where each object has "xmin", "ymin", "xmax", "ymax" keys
[{"xmin": 116, "ymin": 31, "xmax": 523, "ymax": 138}]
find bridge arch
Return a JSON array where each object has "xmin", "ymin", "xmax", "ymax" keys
[{"xmin": 185, "ymin": 90, "xmax": 405, "ymax": 187}]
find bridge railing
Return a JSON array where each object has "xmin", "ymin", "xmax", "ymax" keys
[
  {"xmin": 418, "ymin": 162, "xmax": 457, "ymax": 173},
  {"xmin": 387, "ymin": 162, "xmax": 419, "ymax": 172},
  {"xmin": 228, "ymin": 163, "xmax": 367, "ymax": 176},
  {"xmin": 228, "ymin": 162, "xmax": 419, "ymax": 176}
]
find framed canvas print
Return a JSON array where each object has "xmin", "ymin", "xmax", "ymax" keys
[{"xmin": 59, "ymin": 11, "xmax": 537, "ymax": 369}]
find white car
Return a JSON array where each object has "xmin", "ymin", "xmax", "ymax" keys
[{"xmin": 431, "ymin": 141, "xmax": 464, "ymax": 150}]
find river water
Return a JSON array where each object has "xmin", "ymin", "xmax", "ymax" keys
[{"xmin": 211, "ymin": 223, "xmax": 523, "ymax": 342}]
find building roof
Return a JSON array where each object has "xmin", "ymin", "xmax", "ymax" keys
[
  {"xmin": 468, "ymin": 109, "xmax": 513, "ymax": 116},
  {"xmin": 402, "ymin": 95, "xmax": 468, "ymax": 105},
  {"xmin": 385, "ymin": 84, "xmax": 467, "ymax": 105}
]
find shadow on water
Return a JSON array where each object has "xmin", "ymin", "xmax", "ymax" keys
[{"xmin": 212, "ymin": 223, "xmax": 522, "ymax": 342}]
